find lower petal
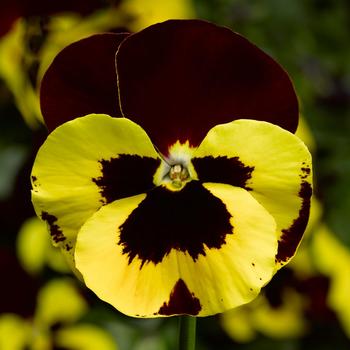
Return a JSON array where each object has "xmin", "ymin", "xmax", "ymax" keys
[{"xmin": 75, "ymin": 182, "xmax": 277, "ymax": 317}]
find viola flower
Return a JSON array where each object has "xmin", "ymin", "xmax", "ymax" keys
[{"xmin": 31, "ymin": 20, "xmax": 312, "ymax": 317}]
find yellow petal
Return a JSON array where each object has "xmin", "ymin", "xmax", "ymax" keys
[
  {"xmin": 119, "ymin": 0, "xmax": 195, "ymax": 31},
  {"xmin": 16, "ymin": 217, "xmax": 69, "ymax": 275},
  {"xmin": 220, "ymin": 305, "xmax": 256, "ymax": 343},
  {"xmin": 311, "ymin": 225, "xmax": 350, "ymax": 337},
  {"xmin": 35, "ymin": 279, "xmax": 88, "ymax": 327},
  {"xmin": 31, "ymin": 114, "xmax": 160, "ymax": 268},
  {"xmin": 193, "ymin": 119, "xmax": 312, "ymax": 267},
  {"xmin": 75, "ymin": 182, "xmax": 276, "ymax": 317},
  {"xmin": 55, "ymin": 324, "xmax": 117, "ymax": 350},
  {"xmin": 251, "ymin": 289, "xmax": 307, "ymax": 338},
  {"xmin": 0, "ymin": 20, "xmax": 42, "ymax": 128},
  {"xmin": 0, "ymin": 314, "xmax": 31, "ymax": 350}
]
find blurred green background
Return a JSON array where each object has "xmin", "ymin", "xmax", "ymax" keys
[{"xmin": 1, "ymin": 0, "xmax": 349, "ymax": 349}]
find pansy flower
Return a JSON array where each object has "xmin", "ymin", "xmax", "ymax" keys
[{"xmin": 31, "ymin": 20, "xmax": 312, "ymax": 317}]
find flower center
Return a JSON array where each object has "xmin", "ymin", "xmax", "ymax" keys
[{"xmin": 168, "ymin": 164, "xmax": 190, "ymax": 189}]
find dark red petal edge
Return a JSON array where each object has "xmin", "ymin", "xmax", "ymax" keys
[
  {"xmin": 276, "ymin": 180, "xmax": 312, "ymax": 263},
  {"xmin": 116, "ymin": 19, "xmax": 298, "ymax": 155},
  {"xmin": 40, "ymin": 32, "xmax": 129, "ymax": 131}
]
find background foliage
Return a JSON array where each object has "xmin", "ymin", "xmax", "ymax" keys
[{"xmin": 1, "ymin": 0, "xmax": 349, "ymax": 349}]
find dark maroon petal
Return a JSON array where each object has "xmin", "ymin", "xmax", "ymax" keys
[
  {"xmin": 116, "ymin": 19, "xmax": 298, "ymax": 155},
  {"xmin": 40, "ymin": 33, "xmax": 129, "ymax": 131}
]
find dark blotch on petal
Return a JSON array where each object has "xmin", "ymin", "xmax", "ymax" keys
[
  {"xmin": 192, "ymin": 156, "xmax": 254, "ymax": 190},
  {"xmin": 40, "ymin": 33, "xmax": 129, "ymax": 131},
  {"xmin": 300, "ymin": 165, "xmax": 311, "ymax": 180},
  {"xmin": 92, "ymin": 154, "xmax": 160, "ymax": 203},
  {"xmin": 158, "ymin": 278, "xmax": 201, "ymax": 316},
  {"xmin": 116, "ymin": 20, "xmax": 298, "ymax": 155},
  {"xmin": 119, "ymin": 181, "xmax": 233, "ymax": 267},
  {"xmin": 41, "ymin": 211, "xmax": 65, "ymax": 243},
  {"xmin": 276, "ymin": 181, "xmax": 312, "ymax": 263}
]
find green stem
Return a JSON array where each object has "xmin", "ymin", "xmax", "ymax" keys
[{"xmin": 178, "ymin": 316, "xmax": 196, "ymax": 350}]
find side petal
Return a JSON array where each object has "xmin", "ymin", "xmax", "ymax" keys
[
  {"xmin": 31, "ymin": 114, "xmax": 160, "ymax": 264},
  {"xmin": 75, "ymin": 182, "xmax": 277, "ymax": 317},
  {"xmin": 40, "ymin": 33, "xmax": 129, "ymax": 131},
  {"xmin": 116, "ymin": 19, "xmax": 298, "ymax": 155},
  {"xmin": 193, "ymin": 119, "xmax": 312, "ymax": 267}
]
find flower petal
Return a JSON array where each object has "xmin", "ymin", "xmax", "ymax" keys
[
  {"xmin": 193, "ymin": 119, "xmax": 312, "ymax": 267},
  {"xmin": 55, "ymin": 324, "xmax": 117, "ymax": 350},
  {"xmin": 75, "ymin": 182, "xmax": 277, "ymax": 317},
  {"xmin": 35, "ymin": 279, "xmax": 87, "ymax": 327},
  {"xmin": 116, "ymin": 19, "xmax": 298, "ymax": 155},
  {"xmin": 31, "ymin": 114, "xmax": 160, "ymax": 266},
  {"xmin": 40, "ymin": 33, "xmax": 129, "ymax": 131}
]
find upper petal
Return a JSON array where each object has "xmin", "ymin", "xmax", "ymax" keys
[
  {"xmin": 40, "ymin": 33, "xmax": 129, "ymax": 131},
  {"xmin": 31, "ymin": 114, "xmax": 160, "ymax": 266},
  {"xmin": 193, "ymin": 119, "xmax": 312, "ymax": 267},
  {"xmin": 116, "ymin": 19, "xmax": 298, "ymax": 155}
]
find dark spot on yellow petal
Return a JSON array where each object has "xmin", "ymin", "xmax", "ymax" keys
[
  {"xmin": 301, "ymin": 167, "xmax": 310, "ymax": 175},
  {"xmin": 41, "ymin": 211, "xmax": 65, "ymax": 243},
  {"xmin": 192, "ymin": 156, "xmax": 254, "ymax": 190},
  {"xmin": 275, "ymin": 181, "xmax": 312, "ymax": 263},
  {"xmin": 92, "ymin": 154, "xmax": 160, "ymax": 203},
  {"xmin": 251, "ymin": 262, "xmax": 255, "ymax": 267},
  {"xmin": 158, "ymin": 279, "xmax": 201, "ymax": 316},
  {"xmin": 119, "ymin": 181, "xmax": 233, "ymax": 267},
  {"xmin": 300, "ymin": 165, "xmax": 311, "ymax": 180},
  {"xmin": 31, "ymin": 176, "xmax": 37, "ymax": 183},
  {"xmin": 65, "ymin": 243, "xmax": 72, "ymax": 251}
]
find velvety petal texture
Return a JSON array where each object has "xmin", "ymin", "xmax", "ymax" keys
[
  {"xmin": 193, "ymin": 120, "xmax": 312, "ymax": 266},
  {"xmin": 116, "ymin": 20, "xmax": 298, "ymax": 155},
  {"xmin": 40, "ymin": 33, "xmax": 128, "ymax": 131},
  {"xmin": 33, "ymin": 20, "xmax": 310, "ymax": 318},
  {"xmin": 75, "ymin": 183, "xmax": 277, "ymax": 317},
  {"xmin": 31, "ymin": 114, "xmax": 160, "ymax": 265}
]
